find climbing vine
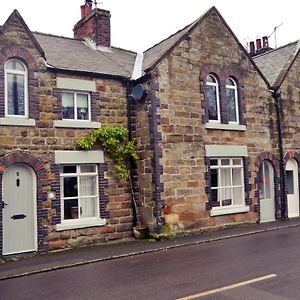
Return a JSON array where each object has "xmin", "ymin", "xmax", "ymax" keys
[{"xmin": 76, "ymin": 126, "xmax": 138, "ymax": 179}]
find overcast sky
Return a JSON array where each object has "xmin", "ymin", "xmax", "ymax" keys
[{"xmin": 0, "ymin": 0, "xmax": 299, "ymax": 53}]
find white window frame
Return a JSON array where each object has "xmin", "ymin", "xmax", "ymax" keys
[
  {"xmin": 225, "ymin": 77, "xmax": 239, "ymax": 124},
  {"xmin": 56, "ymin": 163, "xmax": 106, "ymax": 231},
  {"xmin": 206, "ymin": 74, "xmax": 220, "ymax": 123},
  {"xmin": 4, "ymin": 59, "xmax": 28, "ymax": 118},
  {"xmin": 210, "ymin": 157, "xmax": 249, "ymax": 216},
  {"xmin": 62, "ymin": 90, "xmax": 91, "ymax": 121}
]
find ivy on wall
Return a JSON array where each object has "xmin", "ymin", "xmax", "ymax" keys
[{"xmin": 76, "ymin": 127, "xmax": 138, "ymax": 179}]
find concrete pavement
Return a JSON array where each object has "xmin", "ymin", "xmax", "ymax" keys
[{"xmin": 1, "ymin": 218, "xmax": 300, "ymax": 281}]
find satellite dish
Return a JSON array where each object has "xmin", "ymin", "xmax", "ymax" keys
[{"xmin": 130, "ymin": 84, "xmax": 146, "ymax": 102}]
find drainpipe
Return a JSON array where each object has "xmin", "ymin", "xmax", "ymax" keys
[
  {"xmin": 126, "ymin": 81, "xmax": 138, "ymax": 227},
  {"xmin": 271, "ymin": 90, "xmax": 286, "ymax": 220}
]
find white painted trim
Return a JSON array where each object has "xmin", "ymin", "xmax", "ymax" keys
[
  {"xmin": 55, "ymin": 150, "xmax": 104, "ymax": 164},
  {"xmin": 56, "ymin": 77, "xmax": 96, "ymax": 92},
  {"xmin": 5, "ymin": 59, "xmax": 29, "ymax": 118},
  {"xmin": 205, "ymin": 145, "xmax": 248, "ymax": 157},
  {"xmin": 225, "ymin": 77, "xmax": 239, "ymax": 124},
  {"xmin": 205, "ymin": 123, "xmax": 246, "ymax": 131},
  {"xmin": 206, "ymin": 74, "xmax": 221, "ymax": 122},
  {"xmin": 0, "ymin": 117, "xmax": 36, "ymax": 127},
  {"xmin": 53, "ymin": 120, "xmax": 101, "ymax": 129},
  {"xmin": 30, "ymin": 165, "xmax": 38, "ymax": 253},
  {"xmin": 132, "ymin": 53, "xmax": 144, "ymax": 80},
  {"xmin": 210, "ymin": 205, "xmax": 249, "ymax": 216},
  {"xmin": 55, "ymin": 218, "xmax": 106, "ymax": 231}
]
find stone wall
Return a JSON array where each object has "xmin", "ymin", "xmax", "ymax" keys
[
  {"xmin": 0, "ymin": 14, "xmax": 133, "ymax": 253},
  {"xmin": 280, "ymin": 54, "xmax": 300, "ymax": 153},
  {"xmin": 153, "ymin": 10, "xmax": 278, "ymax": 231}
]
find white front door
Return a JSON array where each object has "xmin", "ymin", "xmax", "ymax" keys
[
  {"xmin": 2, "ymin": 163, "xmax": 37, "ymax": 255},
  {"xmin": 286, "ymin": 159, "xmax": 299, "ymax": 218},
  {"xmin": 259, "ymin": 160, "xmax": 275, "ymax": 223}
]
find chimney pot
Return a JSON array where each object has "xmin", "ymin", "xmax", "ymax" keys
[
  {"xmin": 249, "ymin": 41, "xmax": 255, "ymax": 54},
  {"xmin": 80, "ymin": 4, "xmax": 92, "ymax": 19},
  {"xmin": 262, "ymin": 36, "xmax": 269, "ymax": 48},
  {"xmin": 256, "ymin": 38, "xmax": 262, "ymax": 50},
  {"xmin": 74, "ymin": 7, "xmax": 111, "ymax": 47}
]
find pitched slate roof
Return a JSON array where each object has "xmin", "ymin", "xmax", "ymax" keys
[
  {"xmin": 142, "ymin": 18, "xmax": 198, "ymax": 71},
  {"xmin": 33, "ymin": 32, "xmax": 136, "ymax": 78},
  {"xmin": 1, "ymin": 10, "xmax": 136, "ymax": 79},
  {"xmin": 253, "ymin": 41, "xmax": 300, "ymax": 88}
]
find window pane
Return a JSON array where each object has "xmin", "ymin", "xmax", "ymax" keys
[
  {"xmin": 233, "ymin": 159, "xmax": 242, "ymax": 165},
  {"xmin": 64, "ymin": 199, "xmax": 78, "ymax": 220},
  {"xmin": 80, "ymin": 165, "xmax": 96, "ymax": 173},
  {"xmin": 207, "ymin": 75, "xmax": 216, "ymax": 83},
  {"xmin": 211, "ymin": 189, "xmax": 219, "ymax": 207},
  {"xmin": 220, "ymin": 168, "xmax": 231, "ymax": 187},
  {"xmin": 62, "ymin": 93, "xmax": 75, "ymax": 119},
  {"xmin": 259, "ymin": 165, "xmax": 265, "ymax": 199},
  {"xmin": 232, "ymin": 168, "xmax": 242, "ymax": 186},
  {"xmin": 286, "ymin": 170, "xmax": 294, "ymax": 194},
  {"xmin": 264, "ymin": 163, "xmax": 271, "ymax": 199},
  {"xmin": 6, "ymin": 60, "xmax": 25, "ymax": 71},
  {"xmin": 81, "ymin": 197, "xmax": 97, "ymax": 218},
  {"xmin": 7, "ymin": 73, "xmax": 25, "ymax": 116},
  {"xmin": 220, "ymin": 187, "xmax": 232, "ymax": 206},
  {"xmin": 79, "ymin": 175, "xmax": 97, "ymax": 197},
  {"xmin": 210, "ymin": 159, "xmax": 218, "ymax": 166},
  {"xmin": 63, "ymin": 166, "xmax": 77, "ymax": 173},
  {"xmin": 226, "ymin": 87, "xmax": 237, "ymax": 122},
  {"xmin": 210, "ymin": 157, "xmax": 245, "ymax": 208},
  {"xmin": 221, "ymin": 159, "xmax": 230, "ymax": 166},
  {"xmin": 77, "ymin": 94, "xmax": 89, "ymax": 120},
  {"xmin": 232, "ymin": 187, "xmax": 243, "ymax": 205},
  {"xmin": 211, "ymin": 169, "xmax": 218, "ymax": 187},
  {"xmin": 63, "ymin": 177, "xmax": 78, "ymax": 197},
  {"xmin": 225, "ymin": 78, "xmax": 234, "ymax": 86},
  {"xmin": 207, "ymin": 85, "xmax": 218, "ymax": 120}
]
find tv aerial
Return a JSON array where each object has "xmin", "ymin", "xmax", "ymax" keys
[
  {"xmin": 85, "ymin": 0, "xmax": 103, "ymax": 8},
  {"xmin": 268, "ymin": 23, "xmax": 283, "ymax": 48}
]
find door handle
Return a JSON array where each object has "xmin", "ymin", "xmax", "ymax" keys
[{"xmin": 1, "ymin": 201, "xmax": 8, "ymax": 209}]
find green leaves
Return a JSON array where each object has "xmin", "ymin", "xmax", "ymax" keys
[{"xmin": 76, "ymin": 127, "xmax": 138, "ymax": 179}]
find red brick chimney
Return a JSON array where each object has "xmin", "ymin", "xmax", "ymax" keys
[{"xmin": 73, "ymin": 3, "xmax": 111, "ymax": 47}]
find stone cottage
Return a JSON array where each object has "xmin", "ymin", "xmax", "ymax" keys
[
  {"xmin": 133, "ymin": 7, "xmax": 279, "ymax": 233},
  {"xmin": 0, "ymin": 3, "xmax": 137, "ymax": 255},
  {"xmin": 254, "ymin": 40, "xmax": 300, "ymax": 221},
  {"xmin": 0, "ymin": 1, "xmax": 298, "ymax": 256}
]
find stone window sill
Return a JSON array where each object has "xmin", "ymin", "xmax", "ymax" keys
[
  {"xmin": 55, "ymin": 218, "xmax": 106, "ymax": 231},
  {"xmin": 210, "ymin": 205, "xmax": 249, "ymax": 216},
  {"xmin": 0, "ymin": 117, "xmax": 36, "ymax": 127},
  {"xmin": 53, "ymin": 120, "xmax": 101, "ymax": 129},
  {"xmin": 205, "ymin": 123, "xmax": 246, "ymax": 131}
]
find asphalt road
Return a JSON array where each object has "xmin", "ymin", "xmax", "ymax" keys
[{"xmin": 1, "ymin": 226, "xmax": 300, "ymax": 300}]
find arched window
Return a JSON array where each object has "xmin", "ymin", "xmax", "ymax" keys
[
  {"xmin": 5, "ymin": 59, "xmax": 28, "ymax": 117},
  {"xmin": 206, "ymin": 74, "xmax": 220, "ymax": 122},
  {"xmin": 225, "ymin": 78, "xmax": 239, "ymax": 123}
]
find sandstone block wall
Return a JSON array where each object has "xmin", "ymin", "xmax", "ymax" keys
[
  {"xmin": 0, "ymin": 14, "xmax": 133, "ymax": 253},
  {"xmin": 152, "ymin": 10, "xmax": 279, "ymax": 231}
]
